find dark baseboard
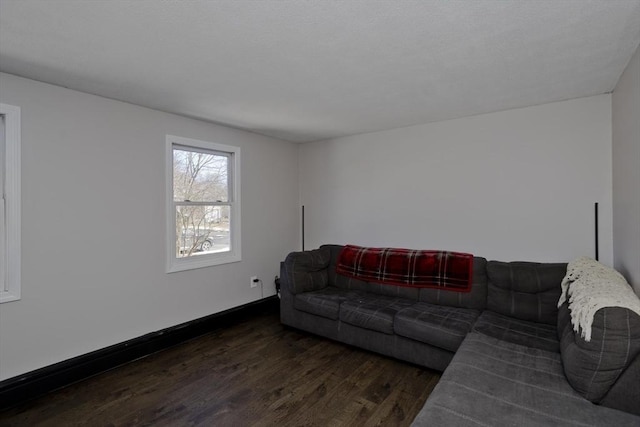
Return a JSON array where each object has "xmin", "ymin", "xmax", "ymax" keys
[{"xmin": 0, "ymin": 296, "xmax": 279, "ymax": 411}]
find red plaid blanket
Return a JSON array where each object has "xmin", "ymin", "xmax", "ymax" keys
[{"xmin": 336, "ymin": 245, "xmax": 474, "ymax": 292}]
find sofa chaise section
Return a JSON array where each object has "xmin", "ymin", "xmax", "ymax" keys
[
  {"xmin": 411, "ymin": 258, "xmax": 640, "ymax": 425},
  {"xmin": 411, "ymin": 332, "xmax": 640, "ymax": 427}
]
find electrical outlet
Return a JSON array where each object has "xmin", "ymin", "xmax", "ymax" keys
[{"xmin": 250, "ymin": 276, "xmax": 258, "ymax": 288}]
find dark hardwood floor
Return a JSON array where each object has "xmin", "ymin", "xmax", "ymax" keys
[{"xmin": 0, "ymin": 309, "xmax": 440, "ymax": 426}]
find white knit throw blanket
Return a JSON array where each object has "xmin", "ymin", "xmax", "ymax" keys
[{"xmin": 558, "ymin": 257, "xmax": 640, "ymax": 342}]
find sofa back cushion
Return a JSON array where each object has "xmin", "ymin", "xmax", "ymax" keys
[
  {"xmin": 486, "ymin": 261, "xmax": 566, "ymax": 325},
  {"xmin": 558, "ymin": 302, "xmax": 640, "ymax": 403},
  {"xmin": 419, "ymin": 257, "xmax": 488, "ymax": 310},
  {"xmin": 283, "ymin": 247, "xmax": 331, "ymax": 294}
]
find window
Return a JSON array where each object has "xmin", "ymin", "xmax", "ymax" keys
[
  {"xmin": 0, "ymin": 103, "xmax": 21, "ymax": 303},
  {"xmin": 166, "ymin": 135, "xmax": 241, "ymax": 272}
]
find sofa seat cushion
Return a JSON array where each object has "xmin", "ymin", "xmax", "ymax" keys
[
  {"xmin": 294, "ymin": 287, "xmax": 365, "ymax": 320},
  {"xmin": 411, "ymin": 332, "xmax": 640, "ymax": 427},
  {"xmin": 394, "ymin": 303, "xmax": 480, "ymax": 351},
  {"xmin": 339, "ymin": 294, "xmax": 415, "ymax": 334},
  {"xmin": 473, "ymin": 310, "xmax": 559, "ymax": 352}
]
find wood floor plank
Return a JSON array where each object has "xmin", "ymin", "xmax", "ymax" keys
[{"xmin": 0, "ymin": 310, "xmax": 440, "ymax": 426}]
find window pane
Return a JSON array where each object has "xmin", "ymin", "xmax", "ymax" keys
[
  {"xmin": 173, "ymin": 148, "xmax": 228, "ymax": 202},
  {"xmin": 175, "ymin": 205, "xmax": 230, "ymax": 258}
]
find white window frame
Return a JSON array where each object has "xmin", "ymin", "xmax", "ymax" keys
[
  {"xmin": 0, "ymin": 103, "xmax": 21, "ymax": 303},
  {"xmin": 166, "ymin": 135, "xmax": 241, "ymax": 272}
]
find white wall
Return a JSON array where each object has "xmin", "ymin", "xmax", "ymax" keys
[
  {"xmin": 300, "ymin": 95, "xmax": 613, "ymax": 265},
  {"xmin": 0, "ymin": 73, "xmax": 299, "ymax": 381},
  {"xmin": 612, "ymin": 44, "xmax": 640, "ymax": 295}
]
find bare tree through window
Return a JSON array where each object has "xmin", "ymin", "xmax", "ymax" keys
[{"xmin": 173, "ymin": 147, "xmax": 231, "ymax": 258}]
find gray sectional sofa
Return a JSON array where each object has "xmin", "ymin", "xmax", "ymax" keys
[{"xmin": 280, "ymin": 245, "xmax": 640, "ymax": 426}]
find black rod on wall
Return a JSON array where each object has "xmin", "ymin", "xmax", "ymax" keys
[
  {"xmin": 302, "ymin": 205, "xmax": 305, "ymax": 251},
  {"xmin": 595, "ymin": 202, "xmax": 599, "ymax": 261}
]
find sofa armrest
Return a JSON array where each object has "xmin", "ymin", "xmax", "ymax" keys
[
  {"xmin": 281, "ymin": 247, "xmax": 331, "ymax": 295},
  {"xmin": 558, "ymin": 303, "xmax": 640, "ymax": 404},
  {"xmin": 600, "ymin": 353, "xmax": 640, "ymax": 415}
]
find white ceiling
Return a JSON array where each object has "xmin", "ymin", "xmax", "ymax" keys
[{"xmin": 1, "ymin": 0, "xmax": 639, "ymax": 143}]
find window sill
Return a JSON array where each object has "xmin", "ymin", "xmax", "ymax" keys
[
  {"xmin": 167, "ymin": 252, "xmax": 241, "ymax": 273},
  {"xmin": 0, "ymin": 290, "xmax": 20, "ymax": 303}
]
